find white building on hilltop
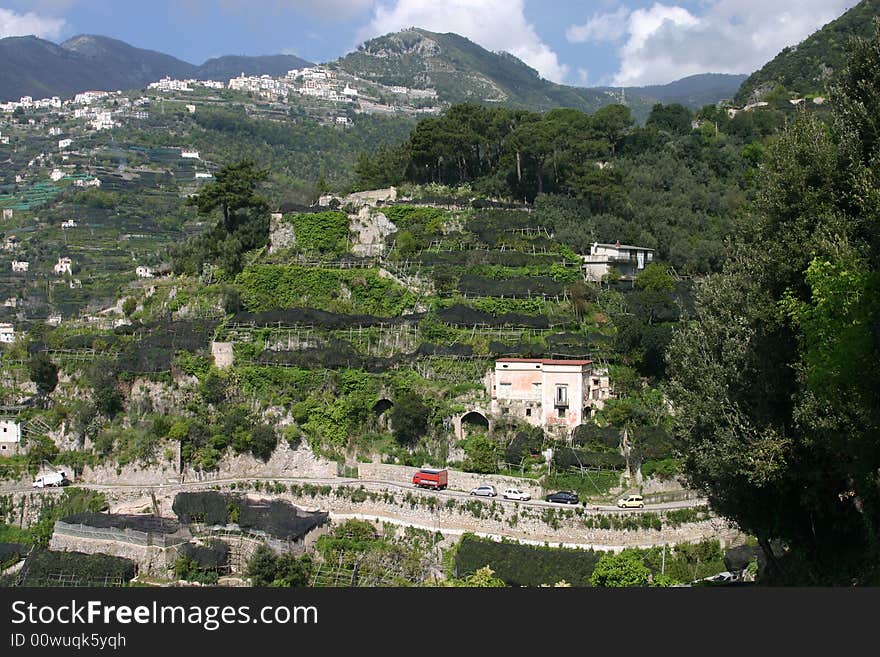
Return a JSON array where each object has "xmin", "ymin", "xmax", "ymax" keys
[
  {"xmin": 74, "ymin": 91, "xmax": 110, "ymax": 105},
  {"xmin": 53, "ymin": 257, "xmax": 73, "ymax": 275},
  {"xmin": 11, "ymin": 260, "xmax": 28, "ymax": 272},
  {"xmin": 0, "ymin": 323, "xmax": 15, "ymax": 343},
  {"xmin": 92, "ymin": 111, "xmax": 115, "ymax": 131},
  {"xmin": 148, "ymin": 77, "xmax": 192, "ymax": 92}
]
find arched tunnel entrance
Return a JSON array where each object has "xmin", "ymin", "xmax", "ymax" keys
[{"xmin": 372, "ymin": 398, "xmax": 394, "ymax": 431}]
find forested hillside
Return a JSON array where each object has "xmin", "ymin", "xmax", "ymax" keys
[
  {"xmin": 354, "ymin": 99, "xmax": 805, "ymax": 273},
  {"xmin": 669, "ymin": 24, "xmax": 880, "ymax": 584},
  {"xmin": 735, "ymin": 0, "xmax": 880, "ymax": 103}
]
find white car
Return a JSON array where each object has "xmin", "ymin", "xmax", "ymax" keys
[
  {"xmin": 470, "ymin": 485, "xmax": 497, "ymax": 497},
  {"xmin": 617, "ymin": 494, "xmax": 645, "ymax": 508},
  {"xmin": 703, "ymin": 571, "xmax": 737, "ymax": 584},
  {"xmin": 502, "ymin": 488, "xmax": 531, "ymax": 501}
]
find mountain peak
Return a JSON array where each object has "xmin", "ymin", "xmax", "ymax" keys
[{"xmin": 358, "ymin": 28, "xmax": 442, "ymax": 58}]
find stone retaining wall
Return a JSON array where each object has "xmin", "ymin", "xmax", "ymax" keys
[
  {"xmin": 48, "ymin": 531, "xmax": 176, "ymax": 578},
  {"xmin": 91, "ymin": 482, "xmax": 745, "ymax": 551},
  {"xmin": 78, "ymin": 441, "xmax": 337, "ymax": 487}
]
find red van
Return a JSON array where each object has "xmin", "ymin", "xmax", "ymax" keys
[{"xmin": 412, "ymin": 468, "xmax": 448, "ymax": 490}]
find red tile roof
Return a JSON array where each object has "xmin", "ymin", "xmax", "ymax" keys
[{"xmin": 496, "ymin": 358, "xmax": 592, "ymax": 366}]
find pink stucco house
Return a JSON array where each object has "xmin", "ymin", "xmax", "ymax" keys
[{"xmin": 484, "ymin": 358, "xmax": 611, "ymax": 438}]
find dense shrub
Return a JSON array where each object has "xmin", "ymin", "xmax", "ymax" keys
[
  {"xmin": 20, "ymin": 549, "xmax": 136, "ymax": 586},
  {"xmin": 235, "ymin": 265, "xmax": 415, "ymax": 316},
  {"xmin": 454, "ymin": 534, "xmax": 601, "ymax": 586},
  {"xmin": 246, "ymin": 544, "xmax": 313, "ymax": 587},
  {"xmin": 286, "ymin": 211, "xmax": 349, "ymax": 254}
]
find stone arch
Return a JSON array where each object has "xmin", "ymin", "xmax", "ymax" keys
[
  {"xmin": 455, "ymin": 410, "xmax": 491, "ymax": 440},
  {"xmin": 372, "ymin": 398, "xmax": 394, "ymax": 431}
]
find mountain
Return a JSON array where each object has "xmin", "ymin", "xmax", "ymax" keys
[
  {"xmin": 735, "ymin": 0, "xmax": 879, "ymax": 104},
  {"xmin": 196, "ymin": 54, "xmax": 311, "ymax": 80},
  {"xmin": 0, "ymin": 34, "xmax": 312, "ymax": 101},
  {"xmin": 0, "ymin": 36, "xmax": 113, "ymax": 101},
  {"xmin": 615, "ymin": 73, "xmax": 748, "ymax": 110},
  {"xmin": 60, "ymin": 34, "xmax": 195, "ymax": 88},
  {"xmin": 332, "ymin": 28, "xmax": 625, "ymax": 114}
]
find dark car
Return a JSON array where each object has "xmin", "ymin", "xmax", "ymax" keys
[{"xmin": 545, "ymin": 490, "xmax": 579, "ymax": 505}]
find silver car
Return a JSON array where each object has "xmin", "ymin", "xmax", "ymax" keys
[{"xmin": 470, "ymin": 485, "xmax": 497, "ymax": 497}]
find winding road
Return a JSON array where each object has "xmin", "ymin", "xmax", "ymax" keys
[{"xmin": 1, "ymin": 474, "xmax": 706, "ymax": 513}]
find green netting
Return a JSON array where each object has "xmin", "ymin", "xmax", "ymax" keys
[
  {"xmin": 178, "ymin": 539, "xmax": 229, "ymax": 568},
  {"xmin": 19, "ymin": 549, "xmax": 137, "ymax": 587},
  {"xmin": 457, "ymin": 274, "xmax": 564, "ymax": 297},
  {"xmin": 115, "ymin": 319, "xmax": 217, "ymax": 373},
  {"xmin": 436, "ymin": 304, "xmax": 549, "ymax": 328},
  {"xmin": 231, "ymin": 307, "xmax": 424, "ymax": 329},
  {"xmin": 61, "ymin": 512, "xmax": 180, "ymax": 534},
  {"xmin": 171, "ymin": 492, "xmax": 329, "ymax": 542}
]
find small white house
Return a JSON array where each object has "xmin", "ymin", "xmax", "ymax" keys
[
  {"xmin": 195, "ymin": 171, "xmax": 212, "ymax": 179},
  {"xmin": 74, "ymin": 177, "xmax": 101, "ymax": 188},
  {"xmin": 581, "ymin": 241, "xmax": 655, "ymax": 281},
  {"xmin": 49, "ymin": 168, "xmax": 66, "ymax": 182},
  {"xmin": 11, "ymin": 260, "xmax": 28, "ymax": 272},
  {"xmin": 4, "ymin": 297, "xmax": 17, "ymax": 308},
  {"xmin": 181, "ymin": 150, "xmax": 200, "ymax": 159},
  {"xmin": 135, "ymin": 266, "xmax": 154, "ymax": 278},
  {"xmin": 0, "ymin": 419, "xmax": 21, "ymax": 455},
  {"xmin": 1, "ymin": 209, "xmax": 12, "ymax": 221},
  {"xmin": 58, "ymin": 138, "xmax": 72, "ymax": 149},
  {"xmin": 185, "ymin": 104, "xmax": 196, "ymax": 114},
  {"xmin": 61, "ymin": 219, "xmax": 78, "ymax": 229},
  {"xmin": 0, "ymin": 323, "xmax": 15, "ymax": 343},
  {"xmin": 53, "ymin": 257, "xmax": 73, "ymax": 275},
  {"xmin": 47, "ymin": 314, "xmax": 62, "ymax": 327}
]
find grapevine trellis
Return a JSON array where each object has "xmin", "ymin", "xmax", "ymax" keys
[{"xmin": 308, "ymin": 548, "xmax": 436, "ymax": 588}]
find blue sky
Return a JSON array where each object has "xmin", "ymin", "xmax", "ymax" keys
[{"xmin": 0, "ymin": 0, "xmax": 859, "ymax": 86}]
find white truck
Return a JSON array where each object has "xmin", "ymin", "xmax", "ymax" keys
[{"xmin": 32, "ymin": 470, "xmax": 68, "ymax": 488}]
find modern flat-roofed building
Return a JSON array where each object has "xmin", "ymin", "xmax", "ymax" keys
[{"xmin": 582, "ymin": 241, "xmax": 654, "ymax": 281}]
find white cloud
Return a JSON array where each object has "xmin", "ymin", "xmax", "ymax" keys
[
  {"xmin": 187, "ymin": 0, "xmax": 373, "ymax": 20},
  {"xmin": 566, "ymin": 6, "xmax": 629, "ymax": 45},
  {"xmin": 566, "ymin": 0, "xmax": 857, "ymax": 87},
  {"xmin": 0, "ymin": 8, "xmax": 66, "ymax": 40},
  {"xmin": 577, "ymin": 67, "xmax": 590, "ymax": 85},
  {"xmin": 357, "ymin": 0, "xmax": 569, "ymax": 83}
]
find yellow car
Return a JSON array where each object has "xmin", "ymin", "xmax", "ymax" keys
[{"xmin": 617, "ymin": 494, "xmax": 645, "ymax": 509}]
